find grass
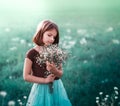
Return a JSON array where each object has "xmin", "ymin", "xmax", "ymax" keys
[{"xmin": 0, "ymin": 12, "xmax": 120, "ymax": 106}]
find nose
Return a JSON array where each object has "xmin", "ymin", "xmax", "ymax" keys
[{"xmin": 50, "ymin": 37, "xmax": 54, "ymax": 42}]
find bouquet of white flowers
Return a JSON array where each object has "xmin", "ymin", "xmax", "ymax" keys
[
  {"xmin": 36, "ymin": 44, "xmax": 68, "ymax": 93},
  {"xmin": 36, "ymin": 44, "xmax": 68, "ymax": 68}
]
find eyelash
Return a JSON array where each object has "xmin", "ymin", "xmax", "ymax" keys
[
  {"xmin": 48, "ymin": 34, "xmax": 55, "ymax": 39},
  {"xmin": 48, "ymin": 34, "xmax": 52, "ymax": 37}
]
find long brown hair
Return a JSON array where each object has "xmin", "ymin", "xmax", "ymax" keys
[{"xmin": 33, "ymin": 20, "xmax": 59, "ymax": 46}]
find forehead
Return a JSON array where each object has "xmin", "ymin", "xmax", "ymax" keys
[{"xmin": 45, "ymin": 29, "xmax": 57, "ymax": 36}]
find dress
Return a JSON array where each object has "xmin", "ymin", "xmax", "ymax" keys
[{"xmin": 26, "ymin": 49, "xmax": 72, "ymax": 106}]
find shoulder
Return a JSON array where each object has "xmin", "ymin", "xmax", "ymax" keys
[
  {"xmin": 26, "ymin": 48, "xmax": 36, "ymax": 55},
  {"xmin": 25, "ymin": 48, "xmax": 38, "ymax": 61}
]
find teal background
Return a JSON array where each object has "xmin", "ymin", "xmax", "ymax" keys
[{"xmin": 0, "ymin": 0, "xmax": 120, "ymax": 106}]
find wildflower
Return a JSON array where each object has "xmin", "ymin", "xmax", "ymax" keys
[
  {"xmin": 0, "ymin": 91, "xmax": 7, "ymax": 97},
  {"xmin": 115, "ymin": 91, "xmax": 119, "ymax": 95},
  {"xmin": 8, "ymin": 100, "xmax": 15, "ymax": 106},
  {"xmin": 28, "ymin": 43, "xmax": 32, "ymax": 47},
  {"xmin": 20, "ymin": 39, "xmax": 26, "ymax": 44},
  {"xmin": 79, "ymin": 38, "xmax": 87, "ymax": 45},
  {"xmin": 96, "ymin": 100, "xmax": 99, "ymax": 103},
  {"xmin": 96, "ymin": 97, "xmax": 99, "ymax": 100},
  {"xmin": 9, "ymin": 47, "xmax": 17, "ymax": 51},
  {"xmin": 114, "ymin": 86, "xmax": 118, "ymax": 90},
  {"xmin": 112, "ymin": 39, "xmax": 120, "ymax": 44},
  {"xmin": 19, "ymin": 102, "xmax": 23, "ymax": 106},
  {"xmin": 106, "ymin": 27, "xmax": 113, "ymax": 32},
  {"xmin": 114, "ymin": 96, "xmax": 118, "ymax": 99},
  {"xmin": 99, "ymin": 92, "xmax": 103, "ymax": 95},
  {"xmin": 11, "ymin": 37, "xmax": 20, "ymax": 42},
  {"xmin": 5, "ymin": 28, "xmax": 10, "ymax": 32},
  {"xmin": 23, "ymin": 96, "xmax": 27, "ymax": 99},
  {"xmin": 17, "ymin": 99, "xmax": 21, "ymax": 102},
  {"xmin": 104, "ymin": 97, "xmax": 108, "ymax": 101},
  {"xmin": 66, "ymin": 29, "xmax": 71, "ymax": 33},
  {"xmin": 105, "ymin": 95, "xmax": 109, "ymax": 98},
  {"xmin": 36, "ymin": 44, "xmax": 68, "ymax": 69}
]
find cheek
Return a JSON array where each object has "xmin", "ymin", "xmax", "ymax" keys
[{"xmin": 42, "ymin": 34, "xmax": 48, "ymax": 42}]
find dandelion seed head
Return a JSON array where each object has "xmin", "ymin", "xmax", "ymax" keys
[
  {"xmin": 9, "ymin": 47, "xmax": 17, "ymax": 51},
  {"xmin": 19, "ymin": 102, "xmax": 23, "ymax": 105},
  {"xmin": 9, "ymin": 76, "xmax": 12, "ymax": 79},
  {"xmin": 8, "ymin": 100, "xmax": 15, "ymax": 106},
  {"xmin": 96, "ymin": 100, "xmax": 99, "ymax": 103},
  {"xmin": 77, "ymin": 29, "xmax": 87, "ymax": 35},
  {"xmin": 112, "ymin": 39, "xmax": 120, "ymax": 44},
  {"xmin": 105, "ymin": 95, "xmax": 109, "ymax": 98},
  {"xmin": 66, "ymin": 29, "xmax": 71, "ymax": 33},
  {"xmin": 115, "ymin": 96, "xmax": 118, "ymax": 99},
  {"xmin": 104, "ymin": 97, "xmax": 108, "ymax": 101},
  {"xmin": 23, "ymin": 96, "xmax": 27, "ymax": 99},
  {"xmin": 17, "ymin": 99, "xmax": 21, "ymax": 102},
  {"xmin": 96, "ymin": 97, "xmax": 99, "ymax": 100},
  {"xmin": 99, "ymin": 92, "xmax": 103, "ymax": 95},
  {"xmin": 0, "ymin": 91, "xmax": 7, "ymax": 97},
  {"xmin": 5, "ymin": 28, "xmax": 11, "ymax": 32},
  {"xmin": 79, "ymin": 38, "xmax": 87, "ymax": 45},
  {"xmin": 115, "ymin": 91, "xmax": 119, "ymax": 95},
  {"xmin": 28, "ymin": 43, "xmax": 32, "ymax": 47},
  {"xmin": 11, "ymin": 37, "xmax": 20, "ymax": 42},
  {"xmin": 114, "ymin": 86, "xmax": 118, "ymax": 90},
  {"xmin": 106, "ymin": 27, "xmax": 113, "ymax": 32},
  {"xmin": 20, "ymin": 39, "xmax": 26, "ymax": 44}
]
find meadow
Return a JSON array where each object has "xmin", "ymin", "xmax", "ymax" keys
[{"xmin": 0, "ymin": 10, "xmax": 120, "ymax": 106}]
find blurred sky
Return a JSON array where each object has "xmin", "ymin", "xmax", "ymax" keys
[{"xmin": 0, "ymin": 0, "xmax": 120, "ymax": 26}]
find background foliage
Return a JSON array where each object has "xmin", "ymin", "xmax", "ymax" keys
[{"xmin": 0, "ymin": 0, "xmax": 120, "ymax": 106}]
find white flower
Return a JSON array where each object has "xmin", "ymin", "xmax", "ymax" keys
[
  {"xmin": 11, "ymin": 37, "xmax": 20, "ymax": 42},
  {"xmin": 114, "ymin": 86, "xmax": 118, "ymax": 90},
  {"xmin": 115, "ymin": 91, "xmax": 119, "ymax": 95},
  {"xmin": 112, "ymin": 39, "xmax": 119, "ymax": 44},
  {"xmin": 83, "ymin": 60, "xmax": 88, "ymax": 64},
  {"xmin": 6, "ymin": 59, "xmax": 10, "ymax": 63},
  {"xmin": 66, "ymin": 29, "xmax": 71, "ymax": 33},
  {"xmin": 20, "ymin": 39, "xmax": 26, "ymax": 44},
  {"xmin": 28, "ymin": 43, "xmax": 32, "ymax": 47},
  {"xmin": 105, "ymin": 95, "xmax": 109, "ymax": 98},
  {"xmin": 36, "ymin": 44, "xmax": 68, "ymax": 68},
  {"xmin": 79, "ymin": 38, "xmax": 87, "ymax": 45},
  {"xmin": 9, "ymin": 76, "xmax": 12, "ymax": 79},
  {"xmin": 104, "ymin": 97, "xmax": 108, "ymax": 101},
  {"xmin": 5, "ymin": 28, "xmax": 10, "ymax": 32},
  {"xmin": 115, "ymin": 96, "xmax": 118, "ymax": 99},
  {"xmin": 23, "ymin": 96, "xmax": 27, "ymax": 99},
  {"xmin": 99, "ymin": 92, "xmax": 103, "ymax": 95},
  {"xmin": 77, "ymin": 29, "xmax": 87, "ymax": 35},
  {"xmin": 106, "ymin": 27, "xmax": 113, "ymax": 32},
  {"xmin": 0, "ymin": 91, "xmax": 7, "ymax": 97},
  {"xmin": 17, "ymin": 99, "xmax": 21, "ymax": 102},
  {"xmin": 19, "ymin": 102, "xmax": 23, "ymax": 105},
  {"xmin": 96, "ymin": 97, "xmax": 99, "ymax": 100},
  {"xmin": 96, "ymin": 100, "xmax": 99, "ymax": 103},
  {"xmin": 8, "ymin": 100, "xmax": 15, "ymax": 106},
  {"xmin": 9, "ymin": 47, "xmax": 17, "ymax": 51}
]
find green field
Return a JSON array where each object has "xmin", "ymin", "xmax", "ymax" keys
[{"xmin": 0, "ymin": 0, "xmax": 120, "ymax": 106}]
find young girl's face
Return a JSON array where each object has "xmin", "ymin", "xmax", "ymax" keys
[{"xmin": 42, "ymin": 28, "xmax": 57, "ymax": 46}]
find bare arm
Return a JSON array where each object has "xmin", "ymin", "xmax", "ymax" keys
[{"xmin": 23, "ymin": 58, "xmax": 55, "ymax": 84}]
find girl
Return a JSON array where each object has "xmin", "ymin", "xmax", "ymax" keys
[{"xmin": 23, "ymin": 20, "xmax": 72, "ymax": 106}]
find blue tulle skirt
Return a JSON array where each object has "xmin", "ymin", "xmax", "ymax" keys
[{"xmin": 26, "ymin": 79, "xmax": 72, "ymax": 106}]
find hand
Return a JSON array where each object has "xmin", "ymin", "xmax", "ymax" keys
[
  {"xmin": 46, "ymin": 61, "xmax": 56, "ymax": 72},
  {"xmin": 45, "ymin": 74, "xmax": 55, "ymax": 83}
]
